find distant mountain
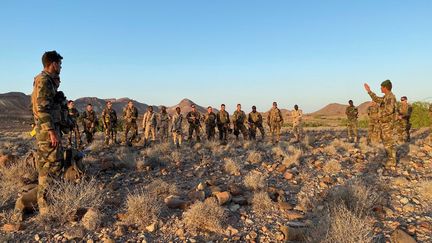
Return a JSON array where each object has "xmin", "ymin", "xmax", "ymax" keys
[
  {"xmin": 0, "ymin": 92, "xmax": 31, "ymax": 117},
  {"xmin": 310, "ymin": 101, "xmax": 371, "ymax": 117},
  {"xmin": 74, "ymin": 97, "xmax": 158, "ymax": 116},
  {"xmin": 166, "ymin": 98, "xmax": 209, "ymax": 114}
]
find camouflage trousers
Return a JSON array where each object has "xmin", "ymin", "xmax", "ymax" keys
[
  {"xmin": 206, "ymin": 124, "xmax": 216, "ymax": 140},
  {"xmin": 269, "ymin": 123, "xmax": 281, "ymax": 143},
  {"xmin": 234, "ymin": 123, "xmax": 248, "ymax": 140},
  {"xmin": 124, "ymin": 121, "xmax": 138, "ymax": 143},
  {"xmin": 188, "ymin": 125, "xmax": 201, "ymax": 142},
  {"xmin": 218, "ymin": 124, "xmax": 229, "ymax": 141},
  {"xmin": 35, "ymin": 126, "xmax": 63, "ymax": 214},
  {"xmin": 367, "ymin": 120, "xmax": 381, "ymax": 144},
  {"xmin": 396, "ymin": 119, "xmax": 411, "ymax": 142},
  {"xmin": 68, "ymin": 123, "xmax": 81, "ymax": 147},
  {"xmin": 172, "ymin": 131, "xmax": 183, "ymax": 146},
  {"xmin": 347, "ymin": 120, "xmax": 358, "ymax": 142},
  {"xmin": 380, "ymin": 121, "xmax": 396, "ymax": 167},
  {"xmin": 104, "ymin": 123, "xmax": 117, "ymax": 145},
  {"xmin": 249, "ymin": 123, "xmax": 265, "ymax": 140},
  {"xmin": 83, "ymin": 126, "xmax": 95, "ymax": 144},
  {"xmin": 293, "ymin": 123, "xmax": 303, "ymax": 141},
  {"xmin": 159, "ymin": 123, "xmax": 169, "ymax": 142}
]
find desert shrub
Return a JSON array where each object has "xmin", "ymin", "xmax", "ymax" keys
[
  {"xmin": 282, "ymin": 147, "xmax": 302, "ymax": 167},
  {"xmin": 323, "ymin": 159, "xmax": 341, "ymax": 175},
  {"xmin": 147, "ymin": 179, "xmax": 178, "ymax": 198},
  {"xmin": 416, "ymin": 180, "xmax": 432, "ymax": 210},
  {"xmin": 40, "ymin": 178, "xmax": 103, "ymax": 225},
  {"xmin": 244, "ymin": 171, "xmax": 267, "ymax": 191},
  {"xmin": 247, "ymin": 150, "xmax": 263, "ymax": 164},
  {"xmin": 125, "ymin": 188, "xmax": 163, "ymax": 228},
  {"xmin": 410, "ymin": 102, "xmax": 431, "ymax": 128},
  {"xmin": 224, "ymin": 158, "xmax": 241, "ymax": 175},
  {"xmin": 116, "ymin": 147, "xmax": 137, "ymax": 168},
  {"xmin": 252, "ymin": 191, "xmax": 274, "ymax": 216},
  {"xmin": 183, "ymin": 198, "xmax": 226, "ymax": 234}
]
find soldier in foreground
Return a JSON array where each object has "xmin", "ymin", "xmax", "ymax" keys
[
  {"xmin": 81, "ymin": 104, "xmax": 98, "ymax": 144},
  {"xmin": 396, "ymin": 96, "xmax": 413, "ymax": 142},
  {"xmin": 267, "ymin": 102, "xmax": 284, "ymax": 144},
  {"xmin": 345, "ymin": 100, "xmax": 359, "ymax": 143},
  {"xmin": 204, "ymin": 106, "xmax": 217, "ymax": 141},
  {"xmin": 364, "ymin": 80, "xmax": 397, "ymax": 169},
  {"xmin": 217, "ymin": 104, "xmax": 230, "ymax": 143},
  {"xmin": 158, "ymin": 106, "xmax": 170, "ymax": 142},
  {"xmin": 123, "ymin": 100, "xmax": 139, "ymax": 145},
  {"xmin": 186, "ymin": 104, "xmax": 201, "ymax": 142},
  {"xmin": 142, "ymin": 106, "xmax": 157, "ymax": 146},
  {"xmin": 172, "ymin": 107, "xmax": 183, "ymax": 148},
  {"xmin": 248, "ymin": 105, "xmax": 265, "ymax": 140},
  {"xmin": 233, "ymin": 104, "xmax": 249, "ymax": 141},
  {"xmin": 31, "ymin": 51, "xmax": 64, "ymax": 216},
  {"xmin": 67, "ymin": 100, "xmax": 81, "ymax": 147},
  {"xmin": 102, "ymin": 101, "xmax": 117, "ymax": 146},
  {"xmin": 291, "ymin": 104, "xmax": 303, "ymax": 142},
  {"xmin": 367, "ymin": 101, "xmax": 381, "ymax": 144}
]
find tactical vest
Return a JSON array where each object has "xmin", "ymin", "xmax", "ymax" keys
[
  {"xmin": 218, "ymin": 111, "xmax": 229, "ymax": 124},
  {"xmin": 269, "ymin": 108, "xmax": 282, "ymax": 123}
]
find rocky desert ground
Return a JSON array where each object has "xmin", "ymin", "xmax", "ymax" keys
[{"xmin": 0, "ymin": 124, "xmax": 431, "ymax": 243}]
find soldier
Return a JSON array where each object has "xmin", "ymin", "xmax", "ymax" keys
[
  {"xmin": 204, "ymin": 106, "xmax": 217, "ymax": 140},
  {"xmin": 396, "ymin": 96, "xmax": 413, "ymax": 142},
  {"xmin": 172, "ymin": 107, "xmax": 183, "ymax": 148},
  {"xmin": 81, "ymin": 104, "xmax": 98, "ymax": 144},
  {"xmin": 364, "ymin": 80, "xmax": 397, "ymax": 169},
  {"xmin": 186, "ymin": 104, "xmax": 201, "ymax": 142},
  {"xmin": 142, "ymin": 106, "xmax": 157, "ymax": 146},
  {"xmin": 158, "ymin": 106, "xmax": 171, "ymax": 142},
  {"xmin": 267, "ymin": 102, "xmax": 284, "ymax": 144},
  {"xmin": 367, "ymin": 101, "xmax": 381, "ymax": 144},
  {"xmin": 123, "ymin": 100, "xmax": 139, "ymax": 144},
  {"xmin": 291, "ymin": 104, "xmax": 303, "ymax": 142},
  {"xmin": 67, "ymin": 100, "xmax": 81, "ymax": 147},
  {"xmin": 233, "ymin": 104, "xmax": 249, "ymax": 140},
  {"xmin": 102, "ymin": 101, "xmax": 117, "ymax": 145},
  {"xmin": 217, "ymin": 104, "xmax": 230, "ymax": 143},
  {"xmin": 248, "ymin": 106, "xmax": 265, "ymax": 140},
  {"xmin": 31, "ymin": 50, "xmax": 64, "ymax": 216},
  {"xmin": 345, "ymin": 100, "xmax": 359, "ymax": 143}
]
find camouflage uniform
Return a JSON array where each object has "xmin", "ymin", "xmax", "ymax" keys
[
  {"xmin": 102, "ymin": 107, "xmax": 117, "ymax": 145},
  {"xmin": 81, "ymin": 110, "xmax": 97, "ymax": 144},
  {"xmin": 291, "ymin": 109, "xmax": 303, "ymax": 141},
  {"xmin": 142, "ymin": 110, "xmax": 157, "ymax": 143},
  {"xmin": 396, "ymin": 102, "xmax": 413, "ymax": 142},
  {"xmin": 159, "ymin": 111, "xmax": 170, "ymax": 142},
  {"xmin": 248, "ymin": 111, "xmax": 265, "ymax": 140},
  {"xmin": 186, "ymin": 111, "xmax": 201, "ymax": 142},
  {"xmin": 172, "ymin": 112, "xmax": 183, "ymax": 147},
  {"xmin": 367, "ymin": 104, "xmax": 380, "ymax": 144},
  {"xmin": 217, "ymin": 110, "xmax": 230, "ymax": 142},
  {"xmin": 233, "ymin": 110, "xmax": 249, "ymax": 140},
  {"xmin": 267, "ymin": 107, "xmax": 284, "ymax": 143},
  {"xmin": 368, "ymin": 90, "xmax": 397, "ymax": 167},
  {"xmin": 31, "ymin": 71, "xmax": 64, "ymax": 215},
  {"xmin": 204, "ymin": 111, "xmax": 217, "ymax": 140},
  {"xmin": 123, "ymin": 106, "xmax": 138, "ymax": 144},
  {"xmin": 67, "ymin": 107, "xmax": 81, "ymax": 147},
  {"xmin": 345, "ymin": 105, "xmax": 359, "ymax": 142}
]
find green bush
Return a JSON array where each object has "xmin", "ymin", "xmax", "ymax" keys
[{"xmin": 410, "ymin": 102, "xmax": 431, "ymax": 128}]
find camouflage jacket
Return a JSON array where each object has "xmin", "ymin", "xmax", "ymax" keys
[
  {"xmin": 204, "ymin": 112, "xmax": 217, "ymax": 127},
  {"xmin": 123, "ymin": 106, "xmax": 138, "ymax": 123},
  {"xmin": 68, "ymin": 107, "xmax": 80, "ymax": 124},
  {"xmin": 291, "ymin": 109, "xmax": 303, "ymax": 125},
  {"xmin": 367, "ymin": 105, "xmax": 379, "ymax": 121},
  {"xmin": 397, "ymin": 103, "xmax": 413, "ymax": 120},
  {"xmin": 102, "ymin": 107, "xmax": 117, "ymax": 125},
  {"xmin": 368, "ymin": 91, "xmax": 397, "ymax": 123},
  {"xmin": 31, "ymin": 71, "xmax": 59, "ymax": 131},
  {"xmin": 233, "ymin": 110, "xmax": 246, "ymax": 125},
  {"xmin": 159, "ymin": 112, "xmax": 170, "ymax": 126},
  {"xmin": 268, "ymin": 107, "xmax": 283, "ymax": 124},
  {"xmin": 186, "ymin": 111, "xmax": 201, "ymax": 126},
  {"xmin": 217, "ymin": 110, "xmax": 230, "ymax": 125},
  {"xmin": 81, "ymin": 110, "xmax": 97, "ymax": 128},
  {"xmin": 345, "ymin": 106, "xmax": 358, "ymax": 121},
  {"xmin": 248, "ymin": 112, "xmax": 263, "ymax": 125},
  {"xmin": 142, "ymin": 111, "xmax": 157, "ymax": 128},
  {"xmin": 172, "ymin": 113, "xmax": 183, "ymax": 132}
]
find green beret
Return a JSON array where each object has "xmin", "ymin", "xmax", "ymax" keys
[{"xmin": 381, "ymin": 79, "xmax": 392, "ymax": 90}]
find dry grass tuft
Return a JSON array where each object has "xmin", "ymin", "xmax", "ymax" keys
[
  {"xmin": 116, "ymin": 147, "xmax": 137, "ymax": 168},
  {"xmin": 247, "ymin": 150, "xmax": 263, "ymax": 164},
  {"xmin": 282, "ymin": 148, "xmax": 302, "ymax": 167},
  {"xmin": 183, "ymin": 197, "xmax": 226, "ymax": 234},
  {"xmin": 323, "ymin": 145, "xmax": 337, "ymax": 155},
  {"xmin": 147, "ymin": 179, "xmax": 179, "ymax": 198},
  {"xmin": 323, "ymin": 159, "xmax": 342, "ymax": 174},
  {"xmin": 416, "ymin": 180, "xmax": 432, "ymax": 209},
  {"xmin": 224, "ymin": 158, "xmax": 241, "ymax": 175},
  {"xmin": 252, "ymin": 191, "xmax": 274, "ymax": 216},
  {"xmin": 125, "ymin": 188, "xmax": 163, "ymax": 228},
  {"xmin": 244, "ymin": 171, "xmax": 267, "ymax": 191}
]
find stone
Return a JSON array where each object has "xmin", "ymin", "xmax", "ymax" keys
[
  {"xmin": 228, "ymin": 184, "xmax": 243, "ymax": 196},
  {"xmin": 390, "ymin": 229, "xmax": 416, "ymax": 243},
  {"xmin": 280, "ymin": 225, "xmax": 306, "ymax": 241},
  {"xmin": 164, "ymin": 195, "xmax": 188, "ymax": 209},
  {"xmin": 226, "ymin": 225, "xmax": 239, "ymax": 236},
  {"xmin": 286, "ymin": 210, "xmax": 304, "ymax": 220},
  {"xmin": 81, "ymin": 208, "xmax": 100, "ymax": 231},
  {"xmin": 232, "ymin": 196, "xmax": 248, "ymax": 205},
  {"xmin": 215, "ymin": 191, "xmax": 231, "ymax": 205},
  {"xmin": 146, "ymin": 222, "xmax": 157, "ymax": 232},
  {"xmin": 400, "ymin": 197, "xmax": 409, "ymax": 205},
  {"xmin": 284, "ymin": 172, "xmax": 294, "ymax": 180},
  {"xmin": 114, "ymin": 225, "xmax": 127, "ymax": 237},
  {"xmin": 197, "ymin": 182, "xmax": 206, "ymax": 191},
  {"xmin": 2, "ymin": 223, "xmax": 22, "ymax": 232},
  {"xmin": 188, "ymin": 190, "xmax": 205, "ymax": 202}
]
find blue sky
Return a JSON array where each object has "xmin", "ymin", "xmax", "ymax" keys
[{"xmin": 0, "ymin": 0, "xmax": 431, "ymax": 112}]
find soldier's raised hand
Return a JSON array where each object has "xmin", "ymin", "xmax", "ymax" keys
[{"xmin": 364, "ymin": 83, "xmax": 371, "ymax": 92}]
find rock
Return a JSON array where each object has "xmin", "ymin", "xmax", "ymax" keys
[
  {"xmin": 286, "ymin": 210, "xmax": 304, "ymax": 220},
  {"xmin": 34, "ymin": 234, "xmax": 40, "ymax": 241},
  {"xmin": 146, "ymin": 222, "xmax": 157, "ymax": 232},
  {"xmin": 400, "ymin": 197, "xmax": 409, "ymax": 205},
  {"xmin": 2, "ymin": 223, "xmax": 22, "ymax": 232},
  {"xmin": 197, "ymin": 182, "xmax": 206, "ymax": 191},
  {"xmin": 228, "ymin": 184, "xmax": 243, "ymax": 196},
  {"xmin": 284, "ymin": 171, "xmax": 294, "ymax": 180},
  {"xmin": 136, "ymin": 159, "xmax": 146, "ymax": 171},
  {"xmin": 64, "ymin": 226, "xmax": 85, "ymax": 240},
  {"xmin": 81, "ymin": 208, "xmax": 101, "ymax": 231},
  {"xmin": 249, "ymin": 231, "xmax": 258, "ymax": 239},
  {"xmin": 215, "ymin": 191, "xmax": 231, "ymax": 205},
  {"xmin": 114, "ymin": 225, "xmax": 127, "ymax": 237},
  {"xmin": 226, "ymin": 225, "xmax": 239, "ymax": 236},
  {"xmin": 164, "ymin": 195, "xmax": 188, "ymax": 209},
  {"xmin": 229, "ymin": 204, "xmax": 240, "ymax": 212},
  {"xmin": 280, "ymin": 225, "xmax": 306, "ymax": 241},
  {"xmin": 14, "ymin": 184, "xmax": 38, "ymax": 213},
  {"xmin": 403, "ymin": 204, "xmax": 415, "ymax": 213},
  {"xmin": 102, "ymin": 237, "xmax": 115, "ymax": 243},
  {"xmin": 390, "ymin": 229, "xmax": 416, "ymax": 243},
  {"xmin": 232, "ymin": 196, "xmax": 248, "ymax": 205},
  {"xmin": 276, "ymin": 164, "xmax": 287, "ymax": 173}
]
